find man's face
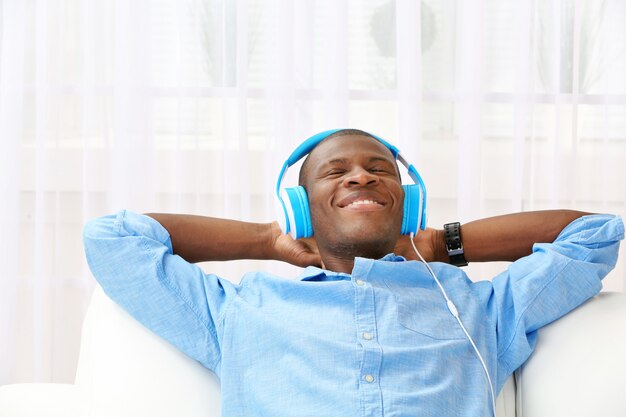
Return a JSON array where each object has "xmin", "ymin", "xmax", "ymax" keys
[{"xmin": 302, "ymin": 134, "xmax": 404, "ymax": 257}]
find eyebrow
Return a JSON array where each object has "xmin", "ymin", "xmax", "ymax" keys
[{"xmin": 327, "ymin": 158, "xmax": 348, "ymax": 165}]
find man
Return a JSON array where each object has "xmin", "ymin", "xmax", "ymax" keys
[{"xmin": 84, "ymin": 129, "xmax": 623, "ymax": 416}]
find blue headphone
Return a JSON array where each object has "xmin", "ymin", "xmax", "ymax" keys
[{"xmin": 276, "ymin": 129, "xmax": 428, "ymax": 239}]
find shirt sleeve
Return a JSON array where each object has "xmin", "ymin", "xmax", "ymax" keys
[
  {"xmin": 492, "ymin": 214, "xmax": 624, "ymax": 389},
  {"xmin": 83, "ymin": 209, "xmax": 237, "ymax": 372}
]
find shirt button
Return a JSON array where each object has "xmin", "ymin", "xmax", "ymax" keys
[
  {"xmin": 362, "ymin": 332, "xmax": 373, "ymax": 340},
  {"xmin": 364, "ymin": 374, "xmax": 375, "ymax": 383},
  {"xmin": 355, "ymin": 279, "xmax": 365, "ymax": 286}
]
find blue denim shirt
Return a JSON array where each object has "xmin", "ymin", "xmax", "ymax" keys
[{"xmin": 83, "ymin": 211, "xmax": 623, "ymax": 417}]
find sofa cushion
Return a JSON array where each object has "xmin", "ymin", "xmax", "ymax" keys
[{"xmin": 518, "ymin": 292, "xmax": 626, "ymax": 417}]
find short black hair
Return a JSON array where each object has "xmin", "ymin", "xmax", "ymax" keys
[{"xmin": 298, "ymin": 129, "xmax": 378, "ymax": 187}]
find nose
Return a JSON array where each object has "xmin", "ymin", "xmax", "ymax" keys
[{"xmin": 343, "ymin": 167, "xmax": 379, "ymax": 187}]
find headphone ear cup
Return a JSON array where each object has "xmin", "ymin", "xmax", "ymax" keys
[
  {"xmin": 401, "ymin": 184, "xmax": 423, "ymax": 235},
  {"xmin": 280, "ymin": 186, "xmax": 313, "ymax": 239}
]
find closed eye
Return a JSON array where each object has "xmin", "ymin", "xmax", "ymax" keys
[
  {"xmin": 369, "ymin": 167, "xmax": 393, "ymax": 174},
  {"xmin": 326, "ymin": 169, "xmax": 346, "ymax": 176}
]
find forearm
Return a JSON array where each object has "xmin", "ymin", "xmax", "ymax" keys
[
  {"xmin": 146, "ymin": 213, "xmax": 275, "ymax": 263},
  {"xmin": 431, "ymin": 210, "xmax": 591, "ymax": 263}
]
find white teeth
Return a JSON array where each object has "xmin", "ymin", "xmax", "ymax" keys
[{"xmin": 348, "ymin": 199, "xmax": 380, "ymax": 206}]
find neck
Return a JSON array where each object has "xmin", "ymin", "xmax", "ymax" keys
[
  {"xmin": 318, "ymin": 242, "xmax": 394, "ymax": 274},
  {"xmin": 322, "ymin": 259, "xmax": 354, "ymax": 274},
  {"xmin": 319, "ymin": 253, "xmax": 355, "ymax": 274}
]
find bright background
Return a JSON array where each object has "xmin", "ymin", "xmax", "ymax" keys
[{"xmin": 1, "ymin": 0, "xmax": 625, "ymax": 384}]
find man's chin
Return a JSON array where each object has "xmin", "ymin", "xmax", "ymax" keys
[{"xmin": 326, "ymin": 225, "xmax": 399, "ymax": 256}]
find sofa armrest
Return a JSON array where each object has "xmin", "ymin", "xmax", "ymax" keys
[
  {"xmin": 75, "ymin": 286, "xmax": 221, "ymax": 417},
  {"xmin": 518, "ymin": 292, "xmax": 626, "ymax": 417},
  {"xmin": 0, "ymin": 383, "xmax": 81, "ymax": 417}
]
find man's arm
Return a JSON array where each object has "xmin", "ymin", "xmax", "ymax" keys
[
  {"xmin": 82, "ymin": 210, "xmax": 239, "ymax": 371},
  {"xmin": 83, "ymin": 210, "xmax": 321, "ymax": 369},
  {"xmin": 148, "ymin": 210, "xmax": 593, "ymax": 267},
  {"xmin": 401, "ymin": 210, "xmax": 591, "ymax": 263},
  {"xmin": 145, "ymin": 214, "xmax": 321, "ymax": 267},
  {"xmin": 484, "ymin": 212, "xmax": 623, "ymax": 389}
]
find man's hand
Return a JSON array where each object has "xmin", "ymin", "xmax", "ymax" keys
[
  {"xmin": 270, "ymin": 222, "xmax": 322, "ymax": 268},
  {"xmin": 393, "ymin": 227, "xmax": 442, "ymax": 262}
]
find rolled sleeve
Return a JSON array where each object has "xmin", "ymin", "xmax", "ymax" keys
[
  {"xmin": 492, "ymin": 214, "xmax": 624, "ymax": 388},
  {"xmin": 83, "ymin": 210, "xmax": 236, "ymax": 372}
]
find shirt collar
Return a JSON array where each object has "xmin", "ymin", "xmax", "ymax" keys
[
  {"xmin": 379, "ymin": 253, "xmax": 407, "ymax": 262},
  {"xmin": 299, "ymin": 266, "xmax": 349, "ymax": 282},
  {"xmin": 298, "ymin": 253, "xmax": 407, "ymax": 281}
]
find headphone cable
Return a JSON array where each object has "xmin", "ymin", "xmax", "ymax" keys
[{"xmin": 409, "ymin": 233, "xmax": 497, "ymax": 417}]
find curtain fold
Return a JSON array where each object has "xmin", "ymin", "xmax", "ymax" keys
[
  {"xmin": 0, "ymin": 1, "xmax": 26, "ymax": 384},
  {"xmin": 0, "ymin": 0, "xmax": 624, "ymax": 385}
]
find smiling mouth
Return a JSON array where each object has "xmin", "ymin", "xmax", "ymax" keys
[{"xmin": 340, "ymin": 199, "xmax": 386, "ymax": 210}]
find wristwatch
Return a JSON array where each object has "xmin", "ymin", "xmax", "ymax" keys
[{"xmin": 443, "ymin": 222, "xmax": 468, "ymax": 267}]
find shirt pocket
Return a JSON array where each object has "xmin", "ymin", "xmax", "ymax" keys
[{"xmin": 383, "ymin": 277, "xmax": 467, "ymax": 340}]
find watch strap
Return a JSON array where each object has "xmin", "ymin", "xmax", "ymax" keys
[{"xmin": 443, "ymin": 222, "xmax": 468, "ymax": 267}]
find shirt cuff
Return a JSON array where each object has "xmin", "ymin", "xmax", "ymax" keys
[{"xmin": 114, "ymin": 209, "xmax": 174, "ymax": 254}]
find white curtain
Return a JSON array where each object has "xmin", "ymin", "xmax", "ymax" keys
[{"xmin": 1, "ymin": 0, "xmax": 625, "ymax": 385}]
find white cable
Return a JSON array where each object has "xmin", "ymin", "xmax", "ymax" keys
[{"xmin": 409, "ymin": 233, "xmax": 497, "ymax": 417}]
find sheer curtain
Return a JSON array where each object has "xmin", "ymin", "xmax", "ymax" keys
[{"xmin": 1, "ymin": 0, "xmax": 624, "ymax": 385}]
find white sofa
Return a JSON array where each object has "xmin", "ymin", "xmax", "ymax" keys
[{"xmin": 1, "ymin": 285, "xmax": 625, "ymax": 417}]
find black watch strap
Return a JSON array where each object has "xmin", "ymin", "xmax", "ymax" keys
[{"xmin": 443, "ymin": 222, "xmax": 468, "ymax": 267}]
